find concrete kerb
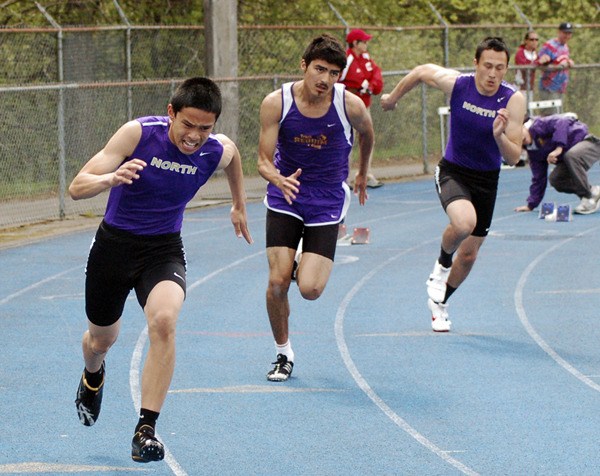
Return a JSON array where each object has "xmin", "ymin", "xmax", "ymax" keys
[{"xmin": 0, "ymin": 161, "xmax": 435, "ymax": 250}]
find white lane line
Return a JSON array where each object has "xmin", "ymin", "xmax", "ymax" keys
[
  {"xmin": 40, "ymin": 293, "xmax": 85, "ymax": 300},
  {"xmin": 0, "ymin": 265, "xmax": 82, "ymax": 306},
  {"xmin": 536, "ymin": 288, "xmax": 600, "ymax": 294},
  {"xmin": 169, "ymin": 385, "xmax": 343, "ymax": 394},
  {"xmin": 334, "ymin": 242, "xmax": 480, "ymax": 476},
  {"xmin": 354, "ymin": 332, "xmax": 499, "ymax": 337},
  {"xmin": 0, "ymin": 462, "xmax": 146, "ymax": 473},
  {"xmin": 130, "ymin": 326, "xmax": 188, "ymax": 476},
  {"xmin": 514, "ymin": 225, "xmax": 600, "ymax": 393},
  {"xmin": 186, "ymin": 250, "xmax": 265, "ymax": 292},
  {"xmin": 129, "ymin": 250, "xmax": 265, "ymax": 476}
]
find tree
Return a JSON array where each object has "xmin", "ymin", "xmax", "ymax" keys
[{"xmin": 1, "ymin": 0, "xmax": 597, "ymax": 27}]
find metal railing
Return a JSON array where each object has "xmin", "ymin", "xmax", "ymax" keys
[{"xmin": 1, "ymin": 23, "xmax": 599, "ymax": 228}]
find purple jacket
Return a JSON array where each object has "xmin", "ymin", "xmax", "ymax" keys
[{"xmin": 525, "ymin": 115, "xmax": 588, "ymax": 209}]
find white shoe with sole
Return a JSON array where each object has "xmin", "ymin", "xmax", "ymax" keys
[
  {"xmin": 428, "ymin": 298, "xmax": 451, "ymax": 332},
  {"xmin": 426, "ymin": 261, "xmax": 451, "ymax": 303},
  {"xmin": 574, "ymin": 196, "xmax": 600, "ymax": 215}
]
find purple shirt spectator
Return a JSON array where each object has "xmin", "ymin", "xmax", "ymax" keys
[{"xmin": 523, "ymin": 114, "xmax": 588, "ymax": 209}]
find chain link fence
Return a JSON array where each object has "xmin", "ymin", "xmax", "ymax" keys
[{"xmin": 1, "ymin": 24, "xmax": 599, "ymax": 228}]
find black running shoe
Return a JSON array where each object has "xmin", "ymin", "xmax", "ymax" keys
[
  {"xmin": 75, "ymin": 362, "xmax": 105, "ymax": 426},
  {"xmin": 291, "ymin": 260, "xmax": 298, "ymax": 282},
  {"xmin": 266, "ymin": 353, "xmax": 294, "ymax": 382},
  {"xmin": 132, "ymin": 424, "xmax": 165, "ymax": 463}
]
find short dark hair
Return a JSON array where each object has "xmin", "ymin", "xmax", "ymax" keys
[
  {"xmin": 475, "ymin": 37, "xmax": 510, "ymax": 64},
  {"xmin": 170, "ymin": 77, "xmax": 222, "ymax": 119},
  {"xmin": 302, "ymin": 34, "xmax": 347, "ymax": 71}
]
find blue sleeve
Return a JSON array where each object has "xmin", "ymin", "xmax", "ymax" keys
[{"xmin": 538, "ymin": 42, "xmax": 556, "ymax": 61}]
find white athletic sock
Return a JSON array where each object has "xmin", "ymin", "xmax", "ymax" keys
[{"xmin": 275, "ymin": 340, "xmax": 294, "ymax": 363}]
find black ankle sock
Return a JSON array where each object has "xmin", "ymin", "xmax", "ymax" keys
[
  {"xmin": 136, "ymin": 408, "xmax": 160, "ymax": 432},
  {"xmin": 438, "ymin": 247, "xmax": 454, "ymax": 268},
  {"xmin": 443, "ymin": 285, "xmax": 457, "ymax": 304},
  {"xmin": 84, "ymin": 366, "xmax": 104, "ymax": 388}
]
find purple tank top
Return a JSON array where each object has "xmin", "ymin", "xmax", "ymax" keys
[
  {"xmin": 104, "ymin": 116, "xmax": 223, "ymax": 235},
  {"xmin": 446, "ymin": 74, "xmax": 516, "ymax": 171},
  {"xmin": 270, "ymin": 82, "xmax": 353, "ymax": 188}
]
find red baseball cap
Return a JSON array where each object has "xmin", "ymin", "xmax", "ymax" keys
[{"xmin": 346, "ymin": 29, "xmax": 372, "ymax": 44}]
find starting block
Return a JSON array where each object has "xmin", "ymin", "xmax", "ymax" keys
[
  {"xmin": 351, "ymin": 227, "xmax": 370, "ymax": 244},
  {"xmin": 539, "ymin": 202, "xmax": 555, "ymax": 219},
  {"xmin": 336, "ymin": 223, "xmax": 352, "ymax": 246},
  {"xmin": 542, "ymin": 203, "xmax": 572, "ymax": 222},
  {"xmin": 556, "ymin": 204, "xmax": 572, "ymax": 222}
]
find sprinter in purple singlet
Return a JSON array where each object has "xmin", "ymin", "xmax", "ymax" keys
[
  {"xmin": 382, "ymin": 37, "xmax": 526, "ymax": 332},
  {"xmin": 69, "ymin": 78, "xmax": 252, "ymax": 462},
  {"xmin": 258, "ymin": 34, "xmax": 374, "ymax": 381}
]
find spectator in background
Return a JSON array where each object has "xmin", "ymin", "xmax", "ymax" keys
[
  {"xmin": 514, "ymin": 30, "xmax": 540, "ymax": 102},
  {"xmin": 538, "ymin": 22, "xmax": 575, "ymax": 104},
  {"xmin": 515, "ymin": 114, "xmax": 600, "ymax": 215},
  {"xmin": 340, "ymin": 28, "xmax": 384, "ymax": 188}
]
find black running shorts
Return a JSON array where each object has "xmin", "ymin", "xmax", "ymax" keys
[
  {"xmin": 265, "ymin": 209, "xmax": 339, "ymax": 261},
  {"xmin": 434, "ymin": 159, "xmax": 500, "ymax": 237},
  {"xmin": 85, "ymin": 221, "xmax": 186, "ymax": 326}
]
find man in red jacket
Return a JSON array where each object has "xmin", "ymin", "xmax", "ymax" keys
[{"xmin": 340, "ymin": 28, "xmax": 384, "ymax": 188}]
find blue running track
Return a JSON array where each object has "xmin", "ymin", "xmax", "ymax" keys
[{"xmin": 2, "ymin": 166, "xmax": 600, "ymax": 475}]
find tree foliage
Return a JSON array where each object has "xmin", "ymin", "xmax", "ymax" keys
[
  {"xmin": 0, "ymin": 0, "xmax": 597, "ymax": 27},
  {"xmin": 238, "ymin": 0, "xmax": 598, "ymax": 26},
  {"xmin": 0, "ymin": 0, "xmax": 202, "ymax": 26}
]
